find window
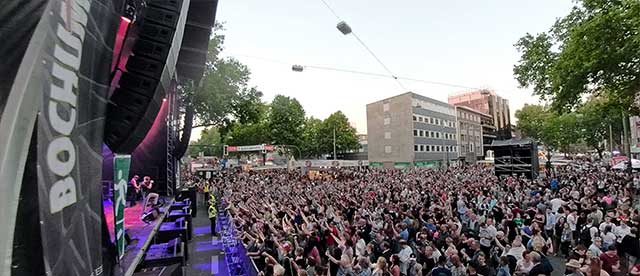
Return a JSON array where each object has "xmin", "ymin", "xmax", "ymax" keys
[
  {"xmin": 430, "ymin": 131, "xmax": 435, "ymax": 138},
  {"xmin": 419, "ymin": 117, "xmax": 424, "ymax": 122},
  {"xmin": 436, "ymin": 119, "xmax": 441, "ymax": 125},
  {"xmin": 435, "ymin": 132, "xmax": 440, "ymax": 139},
  {"xmin": 384, "ymin": 132, "xmax": 391, "ymax": 139},
  {"xmin": 437, "ymin": 146, "xmax": 441, "ymax": 152},
  {"xmin": 383, "ymin": 103, "xmax": 389, "ymax": 112},
  {"xmin": 419, "ymin": 130, "xmax": 424, "ymax": 137},
  {"xmin": 385, "ymin": 146, "xmax": 392, "ymax": 153},
  {"xmin": 384, "ymin": 117, "xmax": 390, "ymax": 125},
  {"xmin": 414, "ymin": 145, "xmax": 419, "ymax": 152},
  {"xmin": 420, "ymin": 145, "xmax": 425, "ymax": 152},
  {"xmin": 430, "ymin": 118, "xmax": 434, "ymax": 124},
  {"xmin": 413, "ymin": 130, "xmax": 418, "ymax": 136},
  {"xmin": 431, "ymin": 145, "xmax": 435, "ymax": 151},
  {"xmin": 470, "ymin": 144, "xmax": 474, "ymax": 152},
  {"xmin": 413, "ymin": 115, "xmax": 417, "ymax": 121},
  {"xmin": 426, "ymin": 145, "xmax": 430, "ymax": 152}
]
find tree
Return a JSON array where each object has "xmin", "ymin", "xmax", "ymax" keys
[
  {"xmin": 300, "ymin": 117, "xmax": 323, "ymax": 158},
  {"xmin": 577, "ymin": 97, "xmax": 623, "ymax": 158},
  {"xmin": 515, "ymin": 104, "xmax": 550, "ymax": 140},
  {"xmin": 542, "ymin": 113, "xmax": 581, "ymax": 155},
  {"xmin": 188, "ymin": 128, "xmax": 221, "ymax": 157},
  {"xmin": 175, "ymin": 23, "xmax": 264, "ymax": 158},
  {"xmin": 318, "ymin": 111, "xmax": 360, "ymax": 157},
  {"xmin": 515, "ymin": 105, "xmax": 579, "ymax": 155},
  {"xmin": 268, "ymin": 95, "xmax": 305, "ymax": 147},
  {"xmin": 226, "ymin": 122, "xmax": 270, "ymax": 147},
  {"xmin": 513, "ymin": 0, "xmax": 640, "ymax": 113}
]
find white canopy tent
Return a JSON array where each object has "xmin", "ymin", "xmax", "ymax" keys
[{"xmin": 612, "ymin": 159, "xmax": 640, "ymax": 170}]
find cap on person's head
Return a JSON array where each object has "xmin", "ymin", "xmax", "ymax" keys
[{"xmin": 399, "ymin": 239, "xmax": 407, "ymax": 245}]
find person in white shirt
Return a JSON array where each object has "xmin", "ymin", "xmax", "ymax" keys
[
  {"xmin": 397, "ymin": 240, "xmax": 413, "ymax": 275},
  {"xmin": 589, "ymin": 237, "xmax": 603, "ymax": 256},
  {"xmin": 614, "ymin": 219, "xmax": 631, "ymax": 243},
  {"xmin": 550, "ymin": 197, "xmax": 567, "ymax": 213},
  {"xmin": 479, "ymin": 219, "xmax": 497, "ymax": 255},
  {"xmin": 600, "ymin": 225, "xmax": 617, "ymax": 248},
  {"xmin": 567, "ymin": 209, "xmax": 578, "ymax": 233},
  {"xmin": 599, "ymin": 216, "xmax": 615, "ymax": 233},
  {"xmin": 545, "ymin": 209, "xmax": 557, "ymax": 237}
]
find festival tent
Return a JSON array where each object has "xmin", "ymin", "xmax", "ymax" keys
[{"xmin": 612, "ymin": 159, "xmax": 640, "ymax": 169}]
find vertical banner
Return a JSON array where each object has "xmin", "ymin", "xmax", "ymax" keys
[
  {"xmin": 35, "ymin": 0, "xmax": 117, "ymax": 275},
  {"xmin": 113, "ymin": 155, "xmax": 131, "ymax": 259}
]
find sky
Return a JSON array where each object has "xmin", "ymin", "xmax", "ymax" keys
[{"xmin": 193, "ymin": 0, "xmax": 575, "ymax": 140}]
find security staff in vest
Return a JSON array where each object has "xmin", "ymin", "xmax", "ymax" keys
[{"xmin": 208, "ymin": 193, "xmax": 217, "ymax": 236}]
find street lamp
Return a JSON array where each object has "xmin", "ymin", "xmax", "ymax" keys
[{"xmin": 336, "ymin": 21, "xmax": 352, "ymax": 35}]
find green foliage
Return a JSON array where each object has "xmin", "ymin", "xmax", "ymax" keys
[
  {"xmin": 188, "ymin": 128, "xmax": 221, "ymax": 157},
  {"xmin": 542, "ymin": 112, "xmax": 581, "ymax": 154},
  {"xmin": 178, "ymin": 23, "xmax": 266, "ymax": 157},
  {"xmin": 577, "ymin": 97, "xmax": 623, "ymax": 155},
  {"xmin": 515, "ymin": 99, "xmax": 623, "ymax": 156},
  {"xmin": 268, "ymin": 95, "xmax": 306, "ymax": 147},
  {"xmin": 318, "ymin": 111, "xmax": 360, "ymax": 156},
  {"xmin": 515, "ymin": 104, "xmax": 550, "ymax": 140},
  {"xmin": 226, "ymin": 122, "xmax": 270, "ymax": 147},
  {"xmin": 300, "ymin": 117, "xmax": 323, "ymax": 158},
  {"xmin": 514, "ymin": 0, "xmax": 640, "ymax": 113}
]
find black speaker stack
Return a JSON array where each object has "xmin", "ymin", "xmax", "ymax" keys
[
  {"xmin": 105, "ymin": 0, "xmax": 182, "ymax": 154},
  {"xmin": 136, "ymin": 199, "xmax": 192, "ymax": 274},
  {"xmin": 492, "ymin": 138, "xmax": 539, "ymax": 179}
]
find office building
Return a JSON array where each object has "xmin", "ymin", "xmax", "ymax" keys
[
  {"xmin": 480, "ymin": 112, "xmax": 496, "ymax": 154},
  {"xmin": 448, "ymin": 89, "xmax": 512, "ymax": 139},
  {"xmin": 455, "ymin": 106, "xmax": 485, "ymax": 163},
  {"xmin": 367, "ymin": 92, "xmax": 458, "ymax": 168}
]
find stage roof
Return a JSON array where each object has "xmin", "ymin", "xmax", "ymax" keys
[{"xmin": 491, "ymin": 138, "xmax": 535, "ymax": 147}]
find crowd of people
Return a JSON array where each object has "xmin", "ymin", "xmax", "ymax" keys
[{"xmin": 206, "ymin": 164, "xmax": 640, "ymax": 276}]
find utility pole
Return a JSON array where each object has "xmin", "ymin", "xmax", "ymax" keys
[
  {"xmin": 622, "ymin": 111, "xmax": 632, "ymax": 173},
  {"xmin": 333, "ymin": 127, "xmax": 337, "ymax": 160},
  {"xmin": 609, "ymin": 124, "xmax": 614, "ymax": 153}
]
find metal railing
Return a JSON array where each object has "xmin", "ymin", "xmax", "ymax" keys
[{"xmin": 217, "ymin": 201, "xmax": 259, "ymax": 276}]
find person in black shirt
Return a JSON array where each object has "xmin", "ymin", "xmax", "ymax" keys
[{"xmin": 475, "ymin": 253, "xmax": 492, "ymax": 276}]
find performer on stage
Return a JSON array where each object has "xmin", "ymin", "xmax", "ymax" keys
[
  {"xmin": 140, "ymin": 176, "xmax": 153, "ymax": 202},
  {"xmin": 128, "ymin": 175, "xmax": 140, "ymax": 207}
]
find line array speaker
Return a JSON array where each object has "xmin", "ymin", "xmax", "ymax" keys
[{"xmin": 105, "ymin": 0, "xmax": 182, "ymax": 154}]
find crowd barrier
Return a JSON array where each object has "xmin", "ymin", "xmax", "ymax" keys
[{"xmin": 217, "ymin": 201, "xmax": 259, "ymax": 276}]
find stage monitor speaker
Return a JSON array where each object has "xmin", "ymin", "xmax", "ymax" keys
[
  {"xmin": 105, "ymin": 0, "xmax": 182, "ymax": 154},
  {"xmin": 132, "ymin": 263, "xmax": 183, "ymax": 276},
  {"xmin": 142, "ymin": 208, "xmax": 160, "ymax": 223}
]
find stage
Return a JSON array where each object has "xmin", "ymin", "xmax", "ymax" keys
[
  {"xmin": 103, "ymin": 198, "xmax": 231, "ymax": 275},
  {"xmin": 104, "ymin": 199, "xmax": 166, "ymax": 273}
]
